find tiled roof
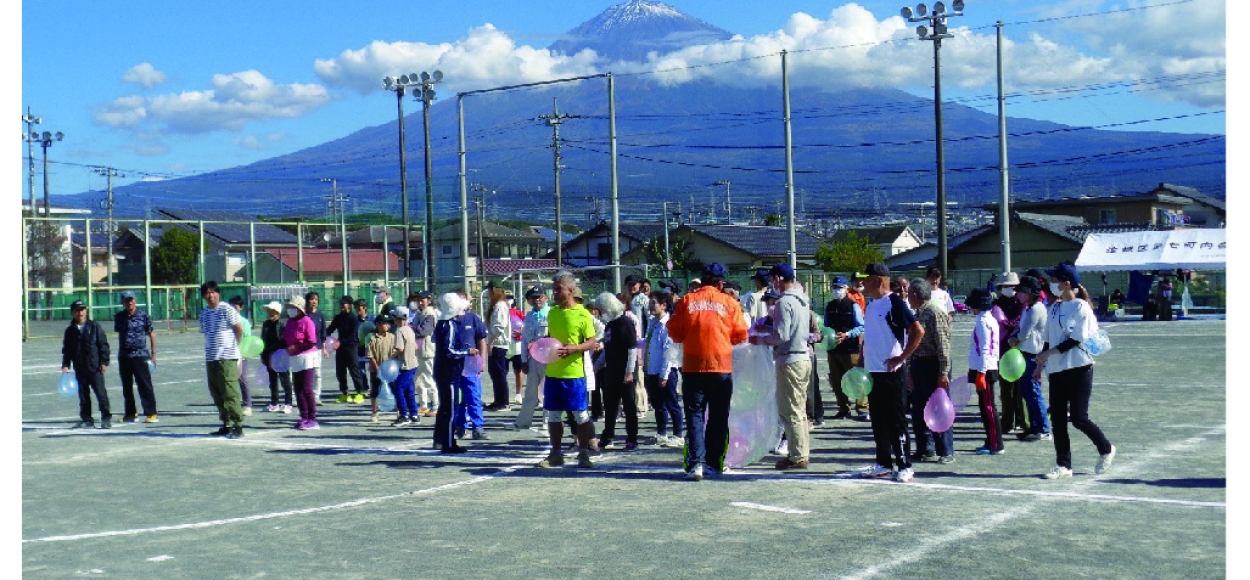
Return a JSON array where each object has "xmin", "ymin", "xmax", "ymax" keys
[
  {"xmin": 156, "ymin": 209, "xmax": 299, "ymax": 245},
  {"xmin": 432, "ymin": 221, "xmax": 542, "ymax": 242},
  {"xmin": 829, "ymin": 224, "xmax": 916, "ymax": 245},
  {"xmin": 1014, "ymin": 212, "xmax": 1088, "ymax": 244},
  {"xmin": 263, "ymin": 248, "xmax": 398, "ymax": 274},
  {"xmin": 1153, "ymin": 183, "xmax": 1225, "ymax": 212},
  {"xmin": 682, "ymin": 224, "xmax": 822, "ymax": 257},
  {"xmin": 480, "ymin": 258, "xmax": 563, "ymax": 276}
]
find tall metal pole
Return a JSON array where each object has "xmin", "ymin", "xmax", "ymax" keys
[
  {"xmin": 85, "ymin": 220, "xmax": 94, "ymax": 316},
  {"xmin": 42, "ymin": 142, "xmax": 51, "ymax": 218},
  {"xmin": 422, "ymin": 91, "xmax": 436, "ymax": 292},
  {"xmin": 782, "ymin": 50, "xmax": 797, "ymax": 269},
  {"xmin": 249, "ymin": 222, "xmax": 257, "ymax": 287},
  {"xmin": 996, "ymin": 21, "xmax": 1012, "ymax": 273},
  {"xmin": 95, "ymin": 167, "xmax": 120, "ymax": 289},
  {"xmin": 541, "ymin": 98, "xmax": 574, "ymax": 267},
  {"xmin": 21, "ymin": 217, "xmax": 30, "ymax": 341},
  {"xmin": 397, "ymin": 89, "xmax": 411, "ymax": 288},
  {"xmin": 143, "ymin": 220, "xmax": 152, "ymax": 323},
  {"xmin": 608, "ymin": 73, "xmax": 622, "ymax": 293},
  {"xmin": 933, "ymin": 36, "xmax": 949, "ymax": 276},
  {"xmin": 22, "ymin": 107, "xmax": 40, "ymax": 215},
  {"xmin": 662, "ymin": 201, "xmax": 672, "ymax": 271},
  {"xmin": 296, "ymin": 222, "xmax": 305, "ymax": 284},
  {"xmin": 458, "ymin": 96, "xmax": 471, "ymax": 290}
]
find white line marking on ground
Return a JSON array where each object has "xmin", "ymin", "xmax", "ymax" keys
[
  {"xmin": 23, "ymin": 465, "xmax": 529, "ymax": 543},
  {"xmin": 799, "ymin": 479, "xmax": 1224, "ymax": 509},
  {"xmin": 731, "ymin": 501, "xmax": 812, "ymax": 514},
  {"xmin": 831, "ymin": 425, "xmax": 1226, "ymax": 580},
  {"xmin": 145, "ymin": 555, "xmax": 174, "ymax": 562}
]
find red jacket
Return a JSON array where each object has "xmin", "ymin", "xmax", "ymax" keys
[{"xmin": 667, "ymin": 286, "xmax": 748, "ymax": 373}]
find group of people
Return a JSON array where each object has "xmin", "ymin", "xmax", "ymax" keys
[{"xmin": 59, "ymin": 259, "xmax": 1115, "ymax": 482}]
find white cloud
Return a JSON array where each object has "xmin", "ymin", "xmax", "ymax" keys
[
  {"xmin": 122, "ymin": 63, "xmax": 168, "ymax": 89},
  {"xmin": 93, "ymin": 70, "xmax": 332, "ymax": 134},
  {"xmin": 233, "ymin": 135, "xmax": 264, "ymax": 150},
  {"xmin": 313, "ymin": 2, "xmax": 1221, "ymax": 109}
]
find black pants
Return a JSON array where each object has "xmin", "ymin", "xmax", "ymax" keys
[
  {"xmin": 999, "ymin": 372, "xmax": 1028, "ymax": 433},
  {"xmin": 868, "ymin": 371, "xmax": 911, "ymax": 471},
  {"xmin": 118, "ymin": 356, "xmax": 156, "ymax": 417},
  {"xmin": 433, "ymin": 365, "xmax": 463, "ymax": 450},
  {"xmin": 75, "ymin": 368, "xmax": 110, "ymax": 423},
  {"xmin": 600, "ymin": 369, "xmax": 639, "ymax": 445},
  {"xmin": 644, "ymin": 369, "xmax": 683, "ymax": 437},
  {"xmin": 266, "ymin": 360, "xmax": 293, "ymax": 406},
  {"xmin": 1049, "ymin": 365, "xmax": 1112, "ymax": 470},
  {"xmin": 806, "ymin": 353, "xmax": 823, "ymax": 422},
  {"xmin": 335, "ymin": 347, "xmax": 366, "ymax": 395},
  {"xmin": 590, "ymin": 369, "xmax": 605, "ymax": 419},
  {"xmin": 910, "ymin": 357, "xmax": 954, "ymax": 456},
  {"xmin": 488, "ymin": 347, "xmax": 510, "ymax": 406},
  {"xmin": 682, "ymin": 372, "xmax": 733, "ymax": 471}
]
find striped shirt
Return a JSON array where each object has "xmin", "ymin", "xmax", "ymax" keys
[
  {"xmin": 199, "ymin": 303, "xmax": 241, "ymax": 361},
  {"xmin": 911, "ymin": 302, "xmax": 951, "ymax": 375}
]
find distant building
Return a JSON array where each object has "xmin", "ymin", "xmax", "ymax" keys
[
  {"xmin": 827, "ymin": 224, "xmax": 924, "ymax": 258},
  {"xmin": 558, "ymin": 222, "xmax": 668, "ymax": 268},
  {"xmin": 982, "ymin": 188, "xmax": 1206, "ymax": 229},
  {"xmin": 621, "ymin": 224, "xmax": 822, "ymax": 270},
  {"xmin": 431, "ymin": 221, "xmax": 550, "ymax": 286}
]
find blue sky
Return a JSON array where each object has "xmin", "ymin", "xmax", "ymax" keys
[{"xmin": 13, "ymin": 0, "xmax": 1229, "ymax": 201}]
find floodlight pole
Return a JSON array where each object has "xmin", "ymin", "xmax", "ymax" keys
[
  {"xmin": 39, "ymin": 130, "xmax": 63, "ymax": 217},
  {"xmin": 22, "ymin": 107, "xmax": 41, "ymax": 215},
  {"xmin": 416, "ymin": 72, "xmax": 442, "ymax": 293},
  {"xmin": 662, "ymin": 201, "xmax": 672, "ymax": 271}
]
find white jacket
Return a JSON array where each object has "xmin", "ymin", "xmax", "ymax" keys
[
  {"xmin": 968, "ymin": 311, "xmax": 1000, "ymax": 372},
  {"xmin": 1043, "ymin": 299, "xmax": 1097, "ymax": 373}
]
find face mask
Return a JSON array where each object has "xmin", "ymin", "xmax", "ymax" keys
[
  {"xmin": 854, "ymin": 285, "xmax": 865, "ymax": 293},
  {"xmin": 1000, "ymin": 287, "xmax": 1015, "ymax": 298},
  {"xmin": 506, "ymin": 299, "xmax": 514, "ymax": 307},
  {"xmin": 832, "ymin": 288, "xmax": 847, "ymax": 300},
  {"xmin": 1050, "ymin": 282, "xmax": 1063, "ymax": 296},
  {"xmin": 408, "ymin": 302, "xmax": 418, "ymax": 310},
  {"xmin": 375, "ymin": 295, "xmax": 385, "ymax": 304},
  {"xmin": 286, "ymin": 308, "xmax": 299, "ymax": 317}
]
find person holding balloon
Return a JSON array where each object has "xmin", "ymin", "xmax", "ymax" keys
[
  {"xmin": 510, "ymin": 286, "xmax": 551, "ymax": 433},
  {"xmin": 534, "ymin": 272, "xmax": 600, "ymax": 469},
  {"xmin": 966, "ymin": 288, "xmax": 1004, "ymax": 456},
  {"xmin": 282, "ymin": 295, "xmax": 322, "ymax": 430},
  {"xmin": 857, "ymin": 263, "xmax": 924, "ymax": 482},
  {"xmin": 906, "ymin": 279, "xmax": 955, "ymax": 464},
  {"xmin": 227, "ymin": 296, "xmax": 254, "ymax": 417},
  {"xmin": 390, "ymin": 306, "xmax": 423, "ymax": 428},
  {"xmin": 1008, "ymin": 276, "xmax": 1051, "ymax": 442},
  {"xmin": 452, "ymin": 290, "xmax": 490, "ymax": 440},
  {"xmin": 260, "ymin": 302, "xmax": 294, "ymax": 414},
  {"xmin": 507, "ymin": 293, "xmax": 526, "ymax": 406},
  {"xmin": 823, "ymin": 275, "xmax": 866, "ymax": 421},
  {"xmin": 992, "ymin": 273, "xmax": 1028, "ymax": 435},
  {"xmin": 327, "ymin": 295, "xmax": 368, "ymax": 404},
  {"xmin": 62, "ymin": 300, "xmax": 112, "ymax": 429},
  {"xmin": 1035, "ymin": 263, "xmax": 1116, "ymax": 479},
  {"xmin": 366, "ymin": 314, "xmax": 399, "ymax": 426}
]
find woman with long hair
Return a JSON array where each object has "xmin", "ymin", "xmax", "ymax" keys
[
  {"xmin": 485, "ymin": 286, "xmax": 512, "ymax": 412},
  {"xmin": 1034, "ymin": 263, "xmax": 1115, "ymax": 479}
]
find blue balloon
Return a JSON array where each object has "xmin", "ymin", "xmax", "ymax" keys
[
  {"xmin": 57, "ymin": 373, "xmax": 78, "ymax": 398},
  {"xmin": 379, "ymin": 359, "xmax": 401, "ymax": 383}
]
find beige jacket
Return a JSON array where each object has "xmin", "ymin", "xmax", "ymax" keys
[{"xmin": 392, "ymin": 324, "xmax": 419, "ymax": 371}]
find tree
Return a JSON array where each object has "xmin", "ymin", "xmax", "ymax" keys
[
  {"xmin": 27, "ymin": 221, "xmax": 71, "ymax": 320},
  {"xmin": 642, "ymin": 235, "xmax": 703, "ymax": 274},
  {"xmin": 763, "ymin": 213, "xmax": 784, "ymax": 226},
  {"xmin": 152, "ymin": 227, "xmax": 200, "ymax": 285},
  {"xmin": 815, "ymin": 231, "xmax": 884, "ymax": 273}
]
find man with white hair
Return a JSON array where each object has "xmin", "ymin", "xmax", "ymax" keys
[
  {"xmin": 432, "ymin": 292, "xmax": 474, "ymax": 453},
  {"xmin": 536, "ymin": 271, "xmax": 600, "ymax": 469}
]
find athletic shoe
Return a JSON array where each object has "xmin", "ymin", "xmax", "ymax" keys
[
  {"xmin": 860, "ymin": 464, "xmax": 894, "ymax": 479},
  {"xmin": 1039, "ymin": 433, "xmax": 1053, "ymax": 441},
  {"xmin": 145, "ymin": 415, "xmax": 159, "ymax": 423},
  {"xmin": 1095, "ymin": 445, "xmax": 1117, "ymax": 474},
  {"xmin": 831, "ymin": 410, "xmax": 851, "ymax": 420},
  {"xmin": 577, "ymin": 450, "xmax": 595, "ymax": 468},
  {"xmin": 514, "ymin": 393, "xmax": 524, "ymax": 405},
  {"xmin": 772, "ymin": 441, "xmax": 789, "ymax": 456},
  {"xmin": 408, "ymin": 415, "xmax": 421, "ymax": 425},
  {"xmin": 242, "ymin": 407, "xmax": 253, "ymax": 417},
  {"xmin": 296, "ymin": 420, "xmax": 309, "ymax": 430},
  {"xmin": 370, "ymin": 413, "xmax": 379, "ymax": 423},
  {"xmin": 101, "ymin": 419, "xmax": 112, "ymax": 430},
  {"xmin": 1018, "ymin": 432, "xmax": 1042, "ymax": 442},
  {"xmin": 472, "ymin": 429, "xmax": 491, "ymax": 440},
  {"xmin": 281, "ymin": 405, "xmax": 293, "ymax": 414},
  {"xmin": 938, "ymin": 455, "xmax": 955, "ymax": 464},
  {"xmin": 454, "ymin": 427, "xmax": 466, "ymax": 439},
  {"xmin": 441, "ymin": 445, "xmax": 468, "ymax": 454},
  {"xmin": 775, "ymin": 457, "xmax": 810, "ymax": 470},
  {"xmin": 895, "ymin": 468, "xmax": 915, "ymax": 483},
  {"xmin": 392, "ymin": 417, "xmax": 408, "ymax": 427},
  {"xmin": 71, "ymin": 421, "xmax": 92, "ymax": 429},
  {"xmin": 306, "ymin": 420, "xmax": 320, "ymax": 430},
  {"xmin": 354, "ymin": 393, "xmax": 366, "ymax": 404},
  {"xmin": 856, "ymin": 412, "xmax": 872, "ymax": 422},
  {"xmin": 623, "ymin": 442, "xmax": 638, "ymax": 452},
  {"xmin": 211, "ymin": 426, "xmax": 231, "ymax": 436},
  {"xmin": 226, "ymin": 426, "xmax": 244, "ymax": 439},
  {"xmin": 600, "ymin": 440, "xmax": 615, "ymax": 451},
  {"xmin": 421, "ymin": 409, "xmax": 437, "ymax": 417},
  {"xmin": 975, "ymin": 446, "xmax": 1005, "ymax": 455},
  {"xmin": 265, "ymin": 404, "xmax": 279, "ymax": 412},
  {"xmin": 1044, "ymin": 466, "xmax": 1073, "ymax": 480},
  {"xmin": 684, "ymin": 464, "xmax": 704, "ymax": 481},
  {"xmin": 121, "ymin": 415, "xmax": 137, "ymax": 423},
  {"xmin": 705, "ymin": 466, "xmax": 731, "ymax": 479},
  {"xmin": 537, "ymin": 454, "xmax": 565, "ymax": 468},
  {"xmin": 810, "ymin": 420, "xmax": 824, "ymax": 428}
]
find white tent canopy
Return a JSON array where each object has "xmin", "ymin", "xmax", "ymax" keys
[{"xmin": 1075, "ymin": 229, "xmax": 1225, "ymax": 271}]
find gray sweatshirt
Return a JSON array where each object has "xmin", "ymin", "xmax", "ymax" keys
[{"xmin": 768, "ymin": 287, "xmax": 812, "ymax": 365}]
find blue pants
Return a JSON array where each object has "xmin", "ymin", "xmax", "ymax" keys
[
  {"xmin": 909, "ymin": 357, "xmax": 954, "ymax": 457},
  {"xmin": 393, "ymin": 368, "xmax": 418, "ymax": 417},
  {"xmin": 455, "ymin": 374, "xmax": 484, "ymax": 430},
  {"xmin": 645, "ymin": 369, "xmax": 683, "ymax": 437},
  {"xmin": 682, "ymin": 372, "xmax": 732, "ymax": 472},
  {"xmin": 1020, "ymin": 353, "xmax": 1051, "ymax": 435}
]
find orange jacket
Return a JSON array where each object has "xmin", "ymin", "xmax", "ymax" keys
[{"xmin": 667, "ymin": 286, "xmax": 749, "ymax": 373}]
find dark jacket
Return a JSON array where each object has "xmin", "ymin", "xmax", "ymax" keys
[
  {"xmin": 326, "ymin": 311, "xmax": 361, "ymax": 348},
  {"xmin": 260, "ymin": 318, "xmax": 287, "ymax": 360},
  {"xmin": 308, "ymin": 311, "xmax": 327, "ymax": 347},
  {"xmin": 434, "ymin": 317, "xmax": 475, "ymax": 384},
  {"xmin": 824, "ymin": 297, "xmax": 861, "ymax": 355},
  {"xmin": 62, "ymin": 319, "xmax": 111, "ymax": 372}
]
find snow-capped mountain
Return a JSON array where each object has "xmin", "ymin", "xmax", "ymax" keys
[{"xmin": 548, "ymin": 0, "xmax": 733, "ymax": 62}]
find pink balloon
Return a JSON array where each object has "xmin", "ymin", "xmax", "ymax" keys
[
  {"xmin": 991, "ymin": 305, "xmax": 1007, "ymax": 324},
  {"xmin": 510, "ymin": 315, "xmax": 524, "ymax": 333},
  {"xmin": 924, "ymin": 388, "xmax": 956, "ymax": 433},
  {"xmin": 462, "ymin": 354, "xmax": 484, "ymax": 377},
  {"xmin": 726, "ymin": 435, "xmax": 750, "ymax": 467},
  {"xmin": 528, "ymin": 337, "xmax": 563, "ymax": 365},
  {"xmin": 324, "ymin": 336, "xmax": 339, "ymax": 353},
  {"xmin": 947, "ymin": 376, "xmax": 972, "ymax": 409}
]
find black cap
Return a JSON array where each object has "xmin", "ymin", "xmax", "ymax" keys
[
  {"xmin": 70, "ymin": 300, "xmax": 86, "ymax": 311},
  {"xmin": 374, "ymin": 314, "xmax": 393, "ymax": 325},
  {"xmin": 1017, "ymin": 275, "xmax": 1043, "ymax": 295},
  {"xmin": 120, "ymin": 290, "xmax": 137, "ymax": 301},
  {"xmin": 624, "ymin": 274, "xmax": 643, "ymax": 285},
  {"xmin": 864, "ymin": 262, "xmax": 891, "ymax": 277},
  {"xmin": 967, "ymin": 288, "xmax": 993, "ymax": 310},
  {"xmin": 417, "ymin": 290, "xmax": 435, "ymax": 300},
  {"xmin": 524, "ymin": 285, "xmax": 545, "ymax": 299}
]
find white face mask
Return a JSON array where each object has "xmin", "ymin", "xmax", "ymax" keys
[
  {"xmin": 375, "ymin": 295, "xmax": 386, "ymax": 304},
  {"xmin": 854, "ymin": 285, "xmax": 865, "ymax": 293},
  {"xmin": 1000, "ymin": 287, "xmax": 1016, "ymax": 298},
  {"xmin": 832, "ymin": 288, "xmax": 847, "ymax": 300},
  {"xmin": 286, "ymin": 308, "xmax": 299, "ymax": 317},
  {"xmin": 1050, "ymin": 282, "xmax": 1063, "ymax": 296},
  {"xmin": 408, "ymin": 302, "xmax": 418, "ymax": 310}
]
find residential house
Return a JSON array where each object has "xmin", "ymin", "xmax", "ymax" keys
[
  {"xmin": 431, "ymin": 220, "xmax": 550, "ymax": 286},
  {"xmin": 113, "ymin": 209, "xmax": 299, "ymax": 285},
  {"xmin": 622, "ymin": 224, "xmax": 822, "ymax": 271},
  {"xmin": 1146, "ymin": 183, "xmax": 1225, "ymax": 227},
  {"xmin": 983, "ymin": 190, "xmax": 1194, "ymax": 229},
  {"xmin": 558, "ymin": 222, "xmax": 669, "ymax": 268},
  {"xmin": 827, "ymin": 224, "xmax": 924, "ymax": 258},
  {"xmin": 256, "ymin": 247, "xmax": 400, "ymax": 288}
]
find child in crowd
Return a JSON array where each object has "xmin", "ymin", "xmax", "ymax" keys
[
  {"xmin": 365, "ymin": 314, "xmax": 397, "ymax": 423},
  {"xmin": 227, "ymin": 296, "xmax": 253, "ymax": 416},
  {"xmin": 966, "ymin": 288, "xmax": 1004, "ymax": 455},
  {"xmin": 260, "ymin": 301, "xmax": 293, "ymax": 413}
]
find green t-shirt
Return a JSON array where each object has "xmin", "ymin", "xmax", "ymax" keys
[{"xmin": 545, "ymin": 303, "xmax": 595, "ymax": 379}]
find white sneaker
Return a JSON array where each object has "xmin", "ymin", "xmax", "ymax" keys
[
  {"xmin": 895, "ymin": 468, "xmax": 914, "ymax": 483},
  {"xmin": 684, "ymin": 464, "xmax": 704, "ymax": 481},
  {"xmin": 242, "ymin": 406, "xmax": 253, "ymax": 417},
  {"xmin": 861, "ymin": 464, "xmax": 894, "ymax": 479},
  {"xmin": 772, "ymin": 441, "xmax": 789, "ymax": 456},
  {"xmin": 514, "ymin": 393, "xmax": 524, "ymax": 405},
  {"xmin": 1095, "ymin": 445, "xmax": 1117, "ymax": 474},
  {"xmin": 1044, "ymin": 465, "xmax": 1073, "ymax": 480}
]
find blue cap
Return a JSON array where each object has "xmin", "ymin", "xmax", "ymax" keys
[
  {"xmin": 763, "ymin": 289, "xmax": 782, "ymax": 301},
  {"xmin": 702, "ymin": 262, "xmax": 727, "ymax": 278},
  {"xmin": 830, "ymin": 275, "xmax": 849, "ymax": 288},
  {"xmin": 1046, "ymin": 263, "xmax": 1081, "ymax": 286},
  {"xmin": 768, "ymin": 263, "xmax": 795, "ymax": 280},
  {"xmin": 120, "ymin": 291, "xmax": 136, "ymax": 301},
  {"xmin": 750, "ymin": 268, "xmax": 769, "ymax": 282},
  {"xmin": 864, "ymin": 262, "xmax": 891, "ymax": 277}
]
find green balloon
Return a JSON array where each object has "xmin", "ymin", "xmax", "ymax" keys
[
  {"xmin": 239, "ymin": 335, "xmax": 264, "ymax": 359},
  {"xmin": 1000, "ymin": 348, "xmax": 1026, "ymax": 382},
  {"xmin": 358, "ymin": 321, "xmax": 376, "ymax": 344},
  {"xmin": 821, "ymin": 327, "xmax": 837, "ymax": 351},
  {"xmin": 841, "ymin": 367, "xmax": 873, "ymax": 399}
]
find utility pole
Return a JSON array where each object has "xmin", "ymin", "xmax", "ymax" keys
[
  {"xmin": 715, "ymin": 180, "xmax": 732, "ymax": 224},
  {"xmin": 781, "ymin": 49, "xmax": 797, "ymax": 269},
  {"xmin": 38, "ymin": 129, "xmax": 64, "ymax": 217},
  {"xmin": 540, "ymin": 98, "xmax": 576, "ymax": 266},
  {"xmin": 662, "ymin": 201, "xmax": 672, "ymax": 272},
  {"xmin": 471, "ymin": 183, "xmax": 493, "ymax": 289},
  {"xmin": 321, "ymin": 178, "xmax": 350, "ymax": 295},
  {"xmin": 22, "ymin": 107, "xmax": 41, "ymax": 215},
  {"xmin": 94, "ymin": 166, "xmax": 123, "ymax": 289},
  {"xmin": 996, "ymin": 21, "xmax": 1013, "ymax": 273}
]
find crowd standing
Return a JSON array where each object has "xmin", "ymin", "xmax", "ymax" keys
[{"xmin": 58, "ymin": 258, "xmax": 1118, "ymax": 482}]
